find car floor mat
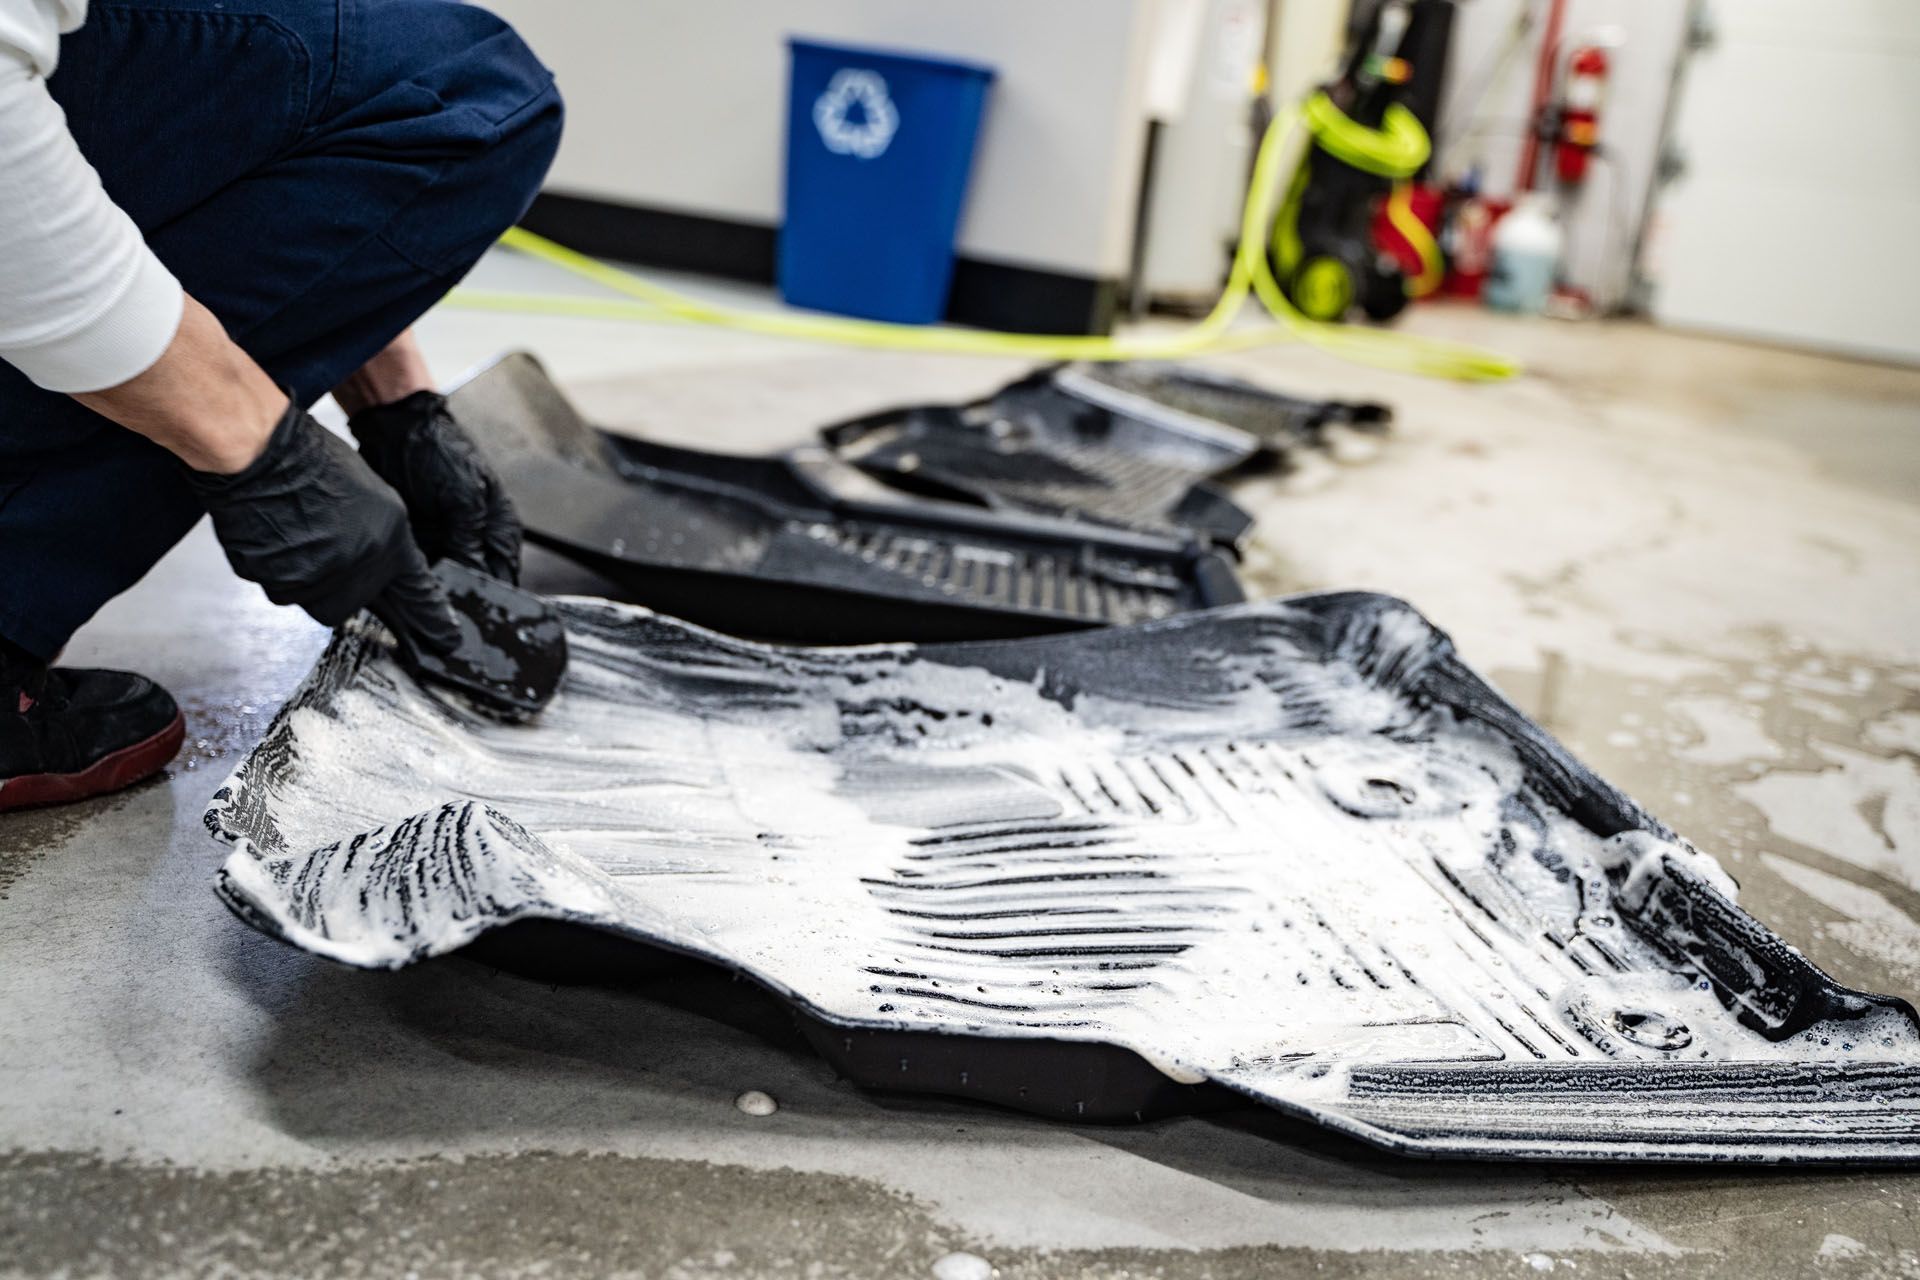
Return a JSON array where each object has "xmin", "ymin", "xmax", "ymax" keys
[
  {"xmin": 207, "ymin": 591, "xmax": 1920, "ymax": 1164},
  {"xmin": 823, "ymin": 369, "xmax": 1260, "ymax": 549},
  {"xmin": 821, "ymin": 362, "xmax": 1395, "ymax": 547},
  {"xmin": 444, "ymin": 352, "xmax": 1244, "ymax": 645},
  {"xmin": 1062, "ymin": 360, "xmax": 1393, "ymax": 462}
]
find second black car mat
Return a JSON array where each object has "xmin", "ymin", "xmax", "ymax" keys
[{"xmin": 446, "ymin": 352, "xmax": 1244, "ymax": 645}]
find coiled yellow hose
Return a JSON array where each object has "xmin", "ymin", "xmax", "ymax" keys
[{"xmin": 446, "ymin": 97, "xmax": 1517, "ymax": 382}]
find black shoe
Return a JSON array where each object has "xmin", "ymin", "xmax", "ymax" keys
[{"xmin": 0, "ymin": 645, "xmax": 184, "ymax": 812}]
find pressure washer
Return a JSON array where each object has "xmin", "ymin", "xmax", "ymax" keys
[{"xmin": 1269, "ymin": 0, "xmax": 1450, "ymax": 322}]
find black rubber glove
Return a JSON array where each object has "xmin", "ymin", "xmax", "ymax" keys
[
  {"xmin": 186, "ymin": 401, "xmax": 461, "ymax": 654},
  {"xmin": 348, "ymin": 391, "xmax": 522, "ymax": 584}
]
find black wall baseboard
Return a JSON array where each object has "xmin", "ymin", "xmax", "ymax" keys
[
  {"xmin": 948, "ymin": 258, "xmax": 1120, "ymax": 339},
  {"xmin": 520, "ymin": 190, "xmax": 1119, "ymax": 337},
  {"xmin": 521, "ymin": 193, "xmax": 776, "ymax": 284}
]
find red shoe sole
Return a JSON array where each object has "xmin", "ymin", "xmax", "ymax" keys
[{"xmin": 0, "ymin": 710, "xmax": 186, "ymax": 812}]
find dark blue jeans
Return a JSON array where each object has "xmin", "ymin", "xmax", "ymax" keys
[{"xmin": 0, "ymin": 0, "xmax": 563, "ymax": 657}]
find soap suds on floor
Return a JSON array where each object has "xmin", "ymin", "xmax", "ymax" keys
[
  {"xmin": 1738, "ymin": 746, "xmax": 1920, "ymax": 890},
  {"xmin": 1815, "ymin": 1233, "xmax": 1867, "ymax": 1261},
  {"xmin": 1866, "ymin": 710, "xmax": 1920, "ymax": 756},
  {"xmin": 1670, "ymin": 696, "xmax": 1784, "ymax": 767},
  {"xmin": 1763, "ymin": 854, "xmax": 1920, "ymax": 987}
]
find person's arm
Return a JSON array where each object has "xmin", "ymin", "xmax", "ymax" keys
[
  {"xmin": 0, "ymin": 28, "xmax": 179, "ymax": 393},
  {"xmin": 0, "ymin": 14, "xmax": 453, "ymax": 647},
  {"xmin": 70, "ymin": 296, "xmax": 285, "ymax": 473},
  {"xmin": 0, "ymin": 16, "xmax": 285, "ymax": 471}
]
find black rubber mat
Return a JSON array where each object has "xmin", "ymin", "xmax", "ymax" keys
[
  {"xmin": 1064, "ymin": 361, "xmax": 1392, "ymax": 458},
  {"xmin": 822, "ymin": 363, "xmax": 1395, "ymax": 548},
  {"xmin": 444, "ymin": 352, "xmax": 1244, "ymax": 644},
  {"xmin": 208, "ymin": 590, "xmax": 1920, "ymax": 1163},
  {"xmin": 823, "ymin": 368, "xmax": 1260, "ymax": 549}
]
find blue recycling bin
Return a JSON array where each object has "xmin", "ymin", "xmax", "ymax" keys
[{"xmin": 781, "ymin": 39, "xmax": 995, "ymax": 324}]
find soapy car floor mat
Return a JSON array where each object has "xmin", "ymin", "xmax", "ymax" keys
[
  {"xmin": 823, "ymin": 368, "xmax": 1260, "ymax": 549},
  {"xmin": 1063, "ymin": 361, "xmax": 1393, "ymax": 460},
  {"xmin": 445, "ymin": 353, "xmax": 1244, "ymax": 645},
  {"xmin": 207, "ymin": 591, "xmax": 1920, "ymax": 1163}
]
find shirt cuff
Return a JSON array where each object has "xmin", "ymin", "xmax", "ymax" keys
[{"xmin": 0, "ymin": 246, "xmax": 184, "ymax": 393}]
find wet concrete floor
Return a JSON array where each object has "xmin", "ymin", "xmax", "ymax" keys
[{"xmin": 2, "ymin": 294, "xmax": 1916, "ymax": 1277}]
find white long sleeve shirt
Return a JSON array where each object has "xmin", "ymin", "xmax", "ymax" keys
[{"xmin": 0, "ymin": 0, "xmax": 183, "ymax": 393}]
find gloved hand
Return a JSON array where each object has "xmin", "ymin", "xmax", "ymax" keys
[
  {"xmin": 349, "ymin": 391, "xmax": 522, "ymax": 584},
  {"xmin": 185, "ymin": 401, "xmax": 461, "ymax": 654}
]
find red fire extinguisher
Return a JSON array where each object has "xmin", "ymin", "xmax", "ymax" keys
[{"xmin": 1555, "ymin": 44, "xmax": 1607, "ymax": 184}]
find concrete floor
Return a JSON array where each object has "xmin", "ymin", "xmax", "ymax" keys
[{"xmin": 3, "ymin": 263, "xmax": 1918, "ymax": 1277}]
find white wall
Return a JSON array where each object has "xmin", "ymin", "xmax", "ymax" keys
[
  {"xmin": 1434, "ymin": 0, "xmax": 1686, "ymax": 311},
  {"xmin": 1266, "ymin": 0, "xmax": 1351, "ymax": 110},
  {"xmin": 1141, "ymin": 0, "xmax": 1269, "ymax": 298},
  {"xmin": 1647, "ymin": 0, "xmax": 1920, "ymax": 364},
  {"xmin": 487, "ymin": 0, "xmax": 1160, "ymax": 280}
]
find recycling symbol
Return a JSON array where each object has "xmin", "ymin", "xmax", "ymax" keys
[{"xmin": 813, "ymin": 68, "xmax": 900, "ymax": 160}]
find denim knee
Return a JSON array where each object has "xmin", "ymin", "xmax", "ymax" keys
[
  {"xmin": 363, "ymin": 4, "xmax": 565, "ymax": 276},
  {"xmin": 482, "ymin": 28, "xmax": 566, "ymax": 228}
]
